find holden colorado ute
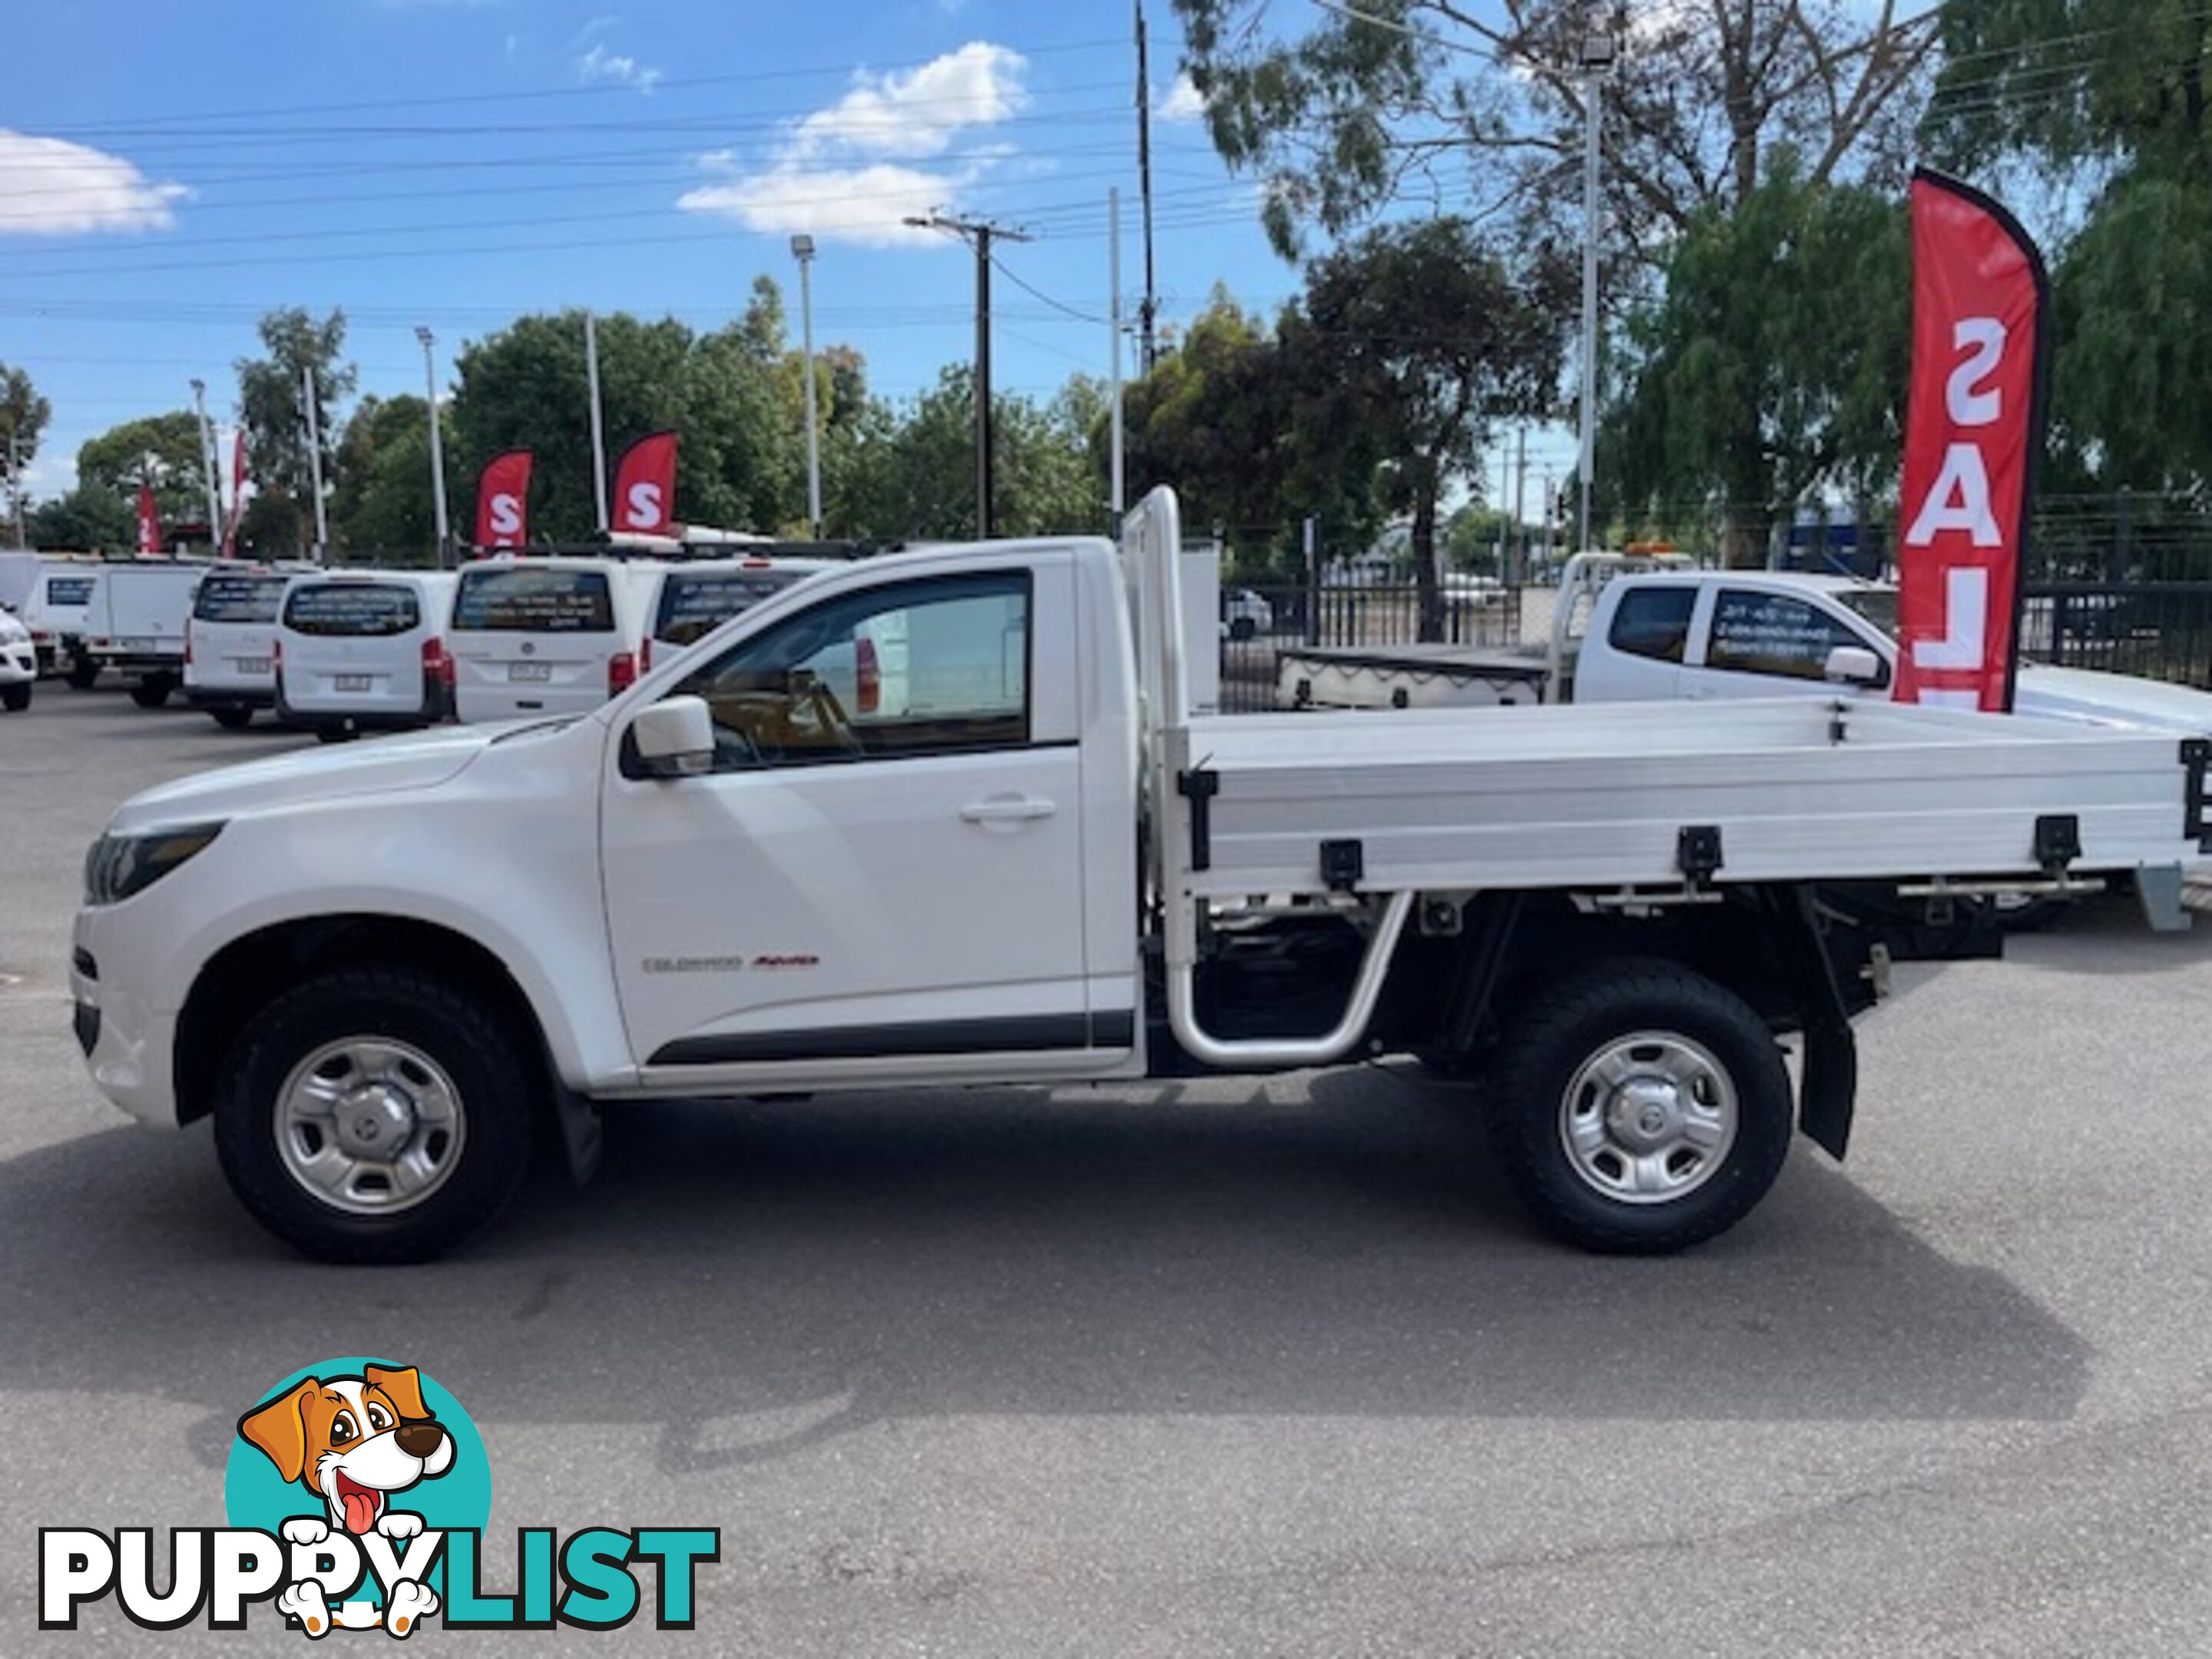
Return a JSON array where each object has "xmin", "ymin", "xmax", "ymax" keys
[{"xmin": 70, "ymin": 491, "xmax": 2210, "ymax": 1262}]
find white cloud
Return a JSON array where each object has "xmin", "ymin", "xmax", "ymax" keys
[
  {"xmin": 579, "ymin": 41, "xmax": 663, "ymax": 94},
  {"xmin": 679, "ymin": 41, "xmax": 1028, "ymax": 247},
  {"xmin": 1156, "ymin": 71, "xmax": 1205, "ymax": 122},
  {"xmin": 0, "ymin": 131, "xmax": 188, "ymax": 236}
]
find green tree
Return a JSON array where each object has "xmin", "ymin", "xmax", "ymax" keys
[
  {"xmin": 77, "ymin": 412, "xmax": 208, "ymax": 524},
  {"xmin": 1605, "ymin": 161, "xmax": 1909, "ymax": 565},
  {"xmin": 1286, "ymin": 218, "xmax": 1575, "ymax": 634},
  {"xmin": 28, "ymin": 485, "xmax": 131, "ymax": 551},
  {"xmin": 451, "ymin": 309, "xmax": 797, "ymax": 541},
  {"xmin": 2, "ymin": 363, "xmax": 51, "ymax": 534},
  {"xmin": 235, "ymin": 307, "xmax": 356, "ymax": 556},
  {"xmin": 1176, "ymin": 0, "xmax": 1937, "ymax": 260},
  {"xmin": 329, "ymin": 393, "xmax": 448, "ymax": 560}
]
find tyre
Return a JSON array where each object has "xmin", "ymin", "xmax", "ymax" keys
[
  {"xmin": 1, "ymin": 682, "xmax": 28, "ymax": 713},
  {"xmin": 129, "ymin": 678, "xmax": 174, "ymax": 709},
  {"xmin": 1485, "ymin": 959, "xmax": 1792, "ymax": 1255},
  {"xmin": 65, "ymin": 659, "xmax": 99, "ymax": 690},
  {"xmin": 1228, "ymin": 616, "xmax": 1257, "ymax": 641},
  {"xmin": 214, "ymin": 965, "xmax": 539, "ymax": 1263},
  {"xmin": 210, "ymin": 705, "xmax": 254, "ymax": 730},
  {"xmin": 314, "ymin": 727, "xmax": 356, "ymax": 744}
]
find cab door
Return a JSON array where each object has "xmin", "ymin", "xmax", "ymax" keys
[
  {"xmin": 601, "ymin": 552, "xmax": 1125, "ymax": 1088},
  {"xmin": 1676, "ymin": 587, "xmax": 1892, "ymax": 700}
]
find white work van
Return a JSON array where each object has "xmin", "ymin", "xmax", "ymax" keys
[
  {"xmin": 70, "ymin": 489, "xmax": 2210, "ymax": 1263},
  {"xmin": 641, "ymin": 556, "xmax": 839, "ymax": 674},
  {"xmin": 273, "ymin": 571, "xmax": 458, "ymax": 742},
  {"xmin": 185, "ymin": 566, "xmax": 303, "ymax": 730},
  {"xmin": 83, "ymin": 561, "xmax": 208, "ymax": 706},
  {"xmin": 0, "ymin": 607, "xmax": 34, "ymax": 710},
  {"xmin": 448, "ymin": 556, "xmax": 663, "ymax": 723},
  {"xmin": 22, "ymin": 558, "xmax": 103, "ymax": 678}
]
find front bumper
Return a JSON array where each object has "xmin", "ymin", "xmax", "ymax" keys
[{"xmin": 71, "ymin": 909, "xmax": 181, "ymax": 1126}]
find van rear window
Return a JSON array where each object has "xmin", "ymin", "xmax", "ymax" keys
[
  {"xmin": 454, "ymin": 568, "xmax": 615, "ymax": 633},
  {"xmin": 284, "ymin": 584, "xmax": 421, "ymax": 637},
  {"xmin": 194, "ymin": 573, "xmax": 290, "ymax": 624},
  {"xmin": 655, "ymin": 570, "xmax": 806, "ymax": 647}
]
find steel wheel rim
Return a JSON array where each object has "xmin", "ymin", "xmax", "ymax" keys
[
  {"xmin": 274, "ymin": 1036, "xmax": 466, "ymax": 1216},
  {"xmin": 1558, "ymin": 1030, "xmax": 1737, "ymax": 1206}
]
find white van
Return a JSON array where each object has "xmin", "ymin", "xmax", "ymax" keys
[
  {"xmin": 185, "ymin": 566, "xmax": 302, "ymax": 730},
  {"xmin": 85, "ymin": 561, "xmax": 208, "ymax": 707},
  {"xmin": 640, "ymin": 556, "xmax": 839, "ymax": 674},
  {"xmin": 28, "ymin": 559, "xmax": 106, "ymax": 681},
  {"xmin": 448, "ymin": 556, "xmax": 663, "ymax": 723},
  {"xmin": 274, "ymin": 571, "xmax": 458, "ymax": 743}
]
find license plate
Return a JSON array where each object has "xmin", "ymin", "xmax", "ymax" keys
[
  {"xmin": 335, "ymin": 674, "xmax": 373, "ymax": 693},
  {"xmin": 508, "ymin": 662, "xmax": 554, "ymax": 683},
  {"xmin": 236, "ymin": 657, "xmax": 270, "ymax": 674},
  {"xmin": 121, "ymin": 637, "xmax": 154, "ymax": 651}
]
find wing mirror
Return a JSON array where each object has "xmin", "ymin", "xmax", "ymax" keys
[
  {"xmin": 1823, "ymin": 645, "xmax": 1884, "ymax": 687},
  {"xmin": 628, "ymin": 695, "xmax": 714, "ymax": 780}
]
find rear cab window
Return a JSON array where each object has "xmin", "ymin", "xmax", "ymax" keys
[
  {"xmin": 193, "ymin": 572, "xmax": 290, "ymax": 624},
  {"xmin": 655, "ymin": 569, "xmax": 808, "ymax": 647},
  {"xmin": 454, "ymin": 566, "xmax": 616, "ymax": 634},
  {"xmin": 1607, "ymin": 585, "xmax": 1697, "ymax": 664},
  {"xmin": 283, "ymin": 583, "xmax": 422, "ymax": 637}
]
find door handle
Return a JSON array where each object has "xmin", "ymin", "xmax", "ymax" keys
[{"xmin": 959, "ymin": 795, "xmax": 1056, "ymax": 824}]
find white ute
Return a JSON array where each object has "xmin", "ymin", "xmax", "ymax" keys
[{"xmin": 71, "ymin": 490, "xmax": 2211, "ymax": 1262}]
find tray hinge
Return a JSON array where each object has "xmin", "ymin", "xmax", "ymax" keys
[{"xmin": 1677, "ymin": 825, "xmax": 1724, "ymax": 886}]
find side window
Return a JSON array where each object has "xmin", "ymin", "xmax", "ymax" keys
[
  {"xmin": 1607, "ymin": 586, "xmax": 1696, "ymax": 664},
  {"xmin": 1707, "ymin": 590, "xmax": 1886, "ymax": 684},
  {"xmin": 674, "ymin": 572, "xmax": 1030, "ymax": 771}
]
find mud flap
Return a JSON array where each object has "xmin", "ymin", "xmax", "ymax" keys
[{"xmin": 1767, "ymin": 886, "xmax": 1859, "ymax": 1161}]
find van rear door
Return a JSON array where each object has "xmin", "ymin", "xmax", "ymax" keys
[
  {"xmin": 279, "ymin": 580, "xmax": 429, "ymax": 715},
  {"xmin": 449, "ymin": 564, "xmax": 628, "ymax": 721}
]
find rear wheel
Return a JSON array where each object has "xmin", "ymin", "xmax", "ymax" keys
[
  {"xmin": 314, "ymin": 727, "xmax": 356, "ymax": 744},
  {"xmin": 213, "ymin": 965, "xmax": 538, "ymax": 1263},
  {"xmin": 1, "ymin": 683, "xmax": 28, "ymax": 712},
  {"xmin": 129, "ymin": 677, "xmax": 174, "ymax": 709},
  {"xmin": 65, "ymin": 658, "xmax": 99, "ymax": 690},
  {"xmin": 210, "ymin": 705, "xmax": 254, "ymax": 730},
  {"xmin": 1485, "ymin": 959, "xmax": 1792, "ymax": 1254}
]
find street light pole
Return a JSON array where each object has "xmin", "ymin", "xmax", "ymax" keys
[
  {"xmin": 1577, "ymin": 28, "xmax": 1616, "ymax": 555},
  {"xmin": 300, "ymin": 365, "xmax": 329, "ymax": 564},
  {"xmin": 790, "ymin": 234, "xmax": 823, "ymax": 538},
  {"xmin": 416, "ymin": 326, "xmax": 452, "ymax": 565},
  {"xmin": 190, "ymin": 378, "xmax": 223, "ymax": 556}
]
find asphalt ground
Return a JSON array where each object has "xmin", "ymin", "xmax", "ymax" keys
[{"xmin": 5, "ymin": 684, "xmax": 2212, "ymax": 1656}]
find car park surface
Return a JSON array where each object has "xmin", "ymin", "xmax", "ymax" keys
[{"xmin": 8, "ymin": 689, "xmax": 2212, "ymax": 1652}]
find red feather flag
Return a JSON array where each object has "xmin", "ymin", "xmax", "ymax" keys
[
  {"xmin": 610, "ymin": 431, "xmax": 677, "ymax": 535},
  {"xmin": 474, "ymin": 449, "xmax": 533, "ymax": 548},
  {"xmin": 1891, "ymin": 170, "xmax": 2051, "ymax": 714}
]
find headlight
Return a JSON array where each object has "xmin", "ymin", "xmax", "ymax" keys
[{"xmin": 82, "ymin": 823, "xmax": 226, "ymax": 906}]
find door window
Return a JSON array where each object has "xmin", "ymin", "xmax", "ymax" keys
[
  {"xmin": 1607, "ymin": 586, "xmax": 1697, "ymax": 664},
  {"xmin": 672, "ymin": 571, "xmax": 1031, "ymax": 770},
  {"xmin": 1706, "ymin": 589, "xmax": 1887, "ymax": 685}
]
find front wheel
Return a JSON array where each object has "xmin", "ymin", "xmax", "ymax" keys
[
  {"xmin": 214, "ymin": 966, "xmax": 538, "ymax": 1263},
  {"xmin": 1, "ymin": 682, "xmax": 28, "ymax": 712},
  {"xmin": 129, "ymin": 677, "xmax": 174, "ymax": 709},
  {"xmin": 1485, "ymin": 959, "xmax": 1793, "ymax": 1254},
  {"xmin": 210, "ymin": 705, "xmax": 254, "ymax": 730}
]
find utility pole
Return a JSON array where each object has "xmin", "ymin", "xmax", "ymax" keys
[
  {"xmin": 1135, "ymin": 0, "xmax": 1160, "ymax": 371},
  {"xmin": 300, "ymin": 364, "xmax": 329, "ymax": 565},
  {"xmin": 903, "ymin": 211, "xmax": 1031, "ymax": 538},
  {"xmin": 584, "ymin": 312, "xmax": 610, "ymax": 534},
  {"xmin": 190, "ymin": 379, "xmax": 223, "ymax": 556},
  {"xmin": 1512, "ymin": 425, "xmax": 1528, "ymax": 587},
  {"xmin": 416, "ymin": 326, "xmax": 452, "ymax": 565},
  {"xmin": 1109, "ymin": 187, "xmax": 1125, "ymax": 517},
  {"xmin": 1577, "ymin": 28, "xmax": 1618, "ymax": 554},
  {"xmin": 791, "ymin": 234, "xmax": 823, "ymax": 538},
  {"xmin": 5, "ymin": 424, "xmax": 25, "ymax": 548}
]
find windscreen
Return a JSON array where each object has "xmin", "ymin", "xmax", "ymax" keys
[
  {"xmin": 453, "ymin": 566, "xmax": 615, "ymax": 634},
  {"xmin": 193, "ymin": 572, "xmax": 290, "ymax": 624},
  {"xmin": 283, "ymin": 583, "xmax": 421, "ymax": 637},
  {"xmin": 654, "ymin": 569, "xmax": 807, "ymax": 647}
]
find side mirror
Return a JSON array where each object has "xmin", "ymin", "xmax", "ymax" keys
[
  {"xmin": 629, "ymin": 695, "xmax": 714, "ymax": 779},
  {"xmin": 1823, "ymin": 645, "xmax": 1883, "ymax": 687}
]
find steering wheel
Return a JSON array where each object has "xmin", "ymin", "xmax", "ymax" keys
[{"xmin": 795, "ymin": 674, "xmax": 866, "ymax": 759}]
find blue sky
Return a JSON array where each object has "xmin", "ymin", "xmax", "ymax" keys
[{"xmin": 0, "ymin": 0, "xmax": 1576, "ymax": 522}]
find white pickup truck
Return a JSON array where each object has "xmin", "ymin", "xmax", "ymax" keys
[
  {"xmin": 71, "ymin": 491, "xmax": 2211, "ymax": 1263},
  {"xmin": 1280, "ymin": 564, "xmax": 2212, "ymax": 740}
]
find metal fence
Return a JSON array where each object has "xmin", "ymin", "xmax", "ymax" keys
[{"xmin": 1217, "ymin": 580, "xmax": 1525, "ymax": 714}]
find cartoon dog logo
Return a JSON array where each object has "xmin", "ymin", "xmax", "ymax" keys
[{"xmin": 237, "ymin": 1363, "xmax": 452, "ymax": 1637}]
